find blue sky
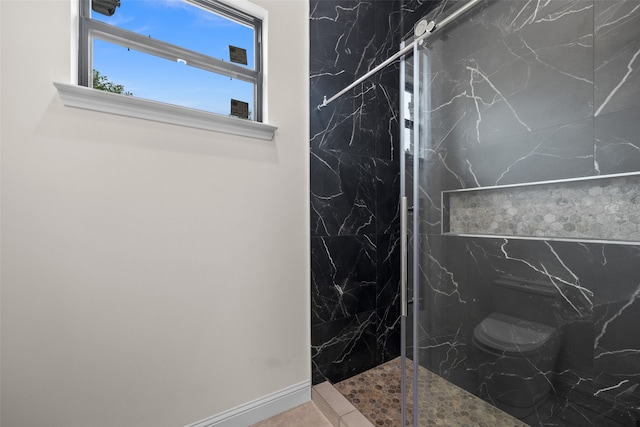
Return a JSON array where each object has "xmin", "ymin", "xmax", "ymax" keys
[{"xmin": 93, "ymin": 0, "xmax": 255, "ymax": 116}]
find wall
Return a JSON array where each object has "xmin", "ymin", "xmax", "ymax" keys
[
  {"xmin": 0, "ymin": 1, "xmax": 309, "ymax": 426},
  {"xmin": 309, "ymin": 0, "xmax": 405, "ymax": 384},
  {"xmin": 409, "ymin": 0, "xmax": 640, "ymax": 424},
  {"xmin": 308, "ymin": 0, "xmax": 443, "ymax": 386}
]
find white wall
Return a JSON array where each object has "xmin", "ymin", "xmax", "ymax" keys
[{"xmin": 0, "ymin": 1, "xmax": 310, "ymax": 426}]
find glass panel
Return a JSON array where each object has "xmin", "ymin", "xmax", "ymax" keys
[
  {"xmin": 406, "ymin": 0, "xmax": 640, "ymax": 425},
  {"xmin": 91, "ymin": 0, "xmax": 255, "ymax": 69},
  {"xmin": 400, "ymin": 43, "xmax": 417, "ymax": 427},
  {"xmin": 413, "ymin": 40, "xmax": 429, "ymax": 427},
  {"xmin": 407, "ymin": 0, "xmax": 640, "ymax": 425},
  {"xmin": 93, "ymin": 38, "xmax": 255, "ymax": 117}
]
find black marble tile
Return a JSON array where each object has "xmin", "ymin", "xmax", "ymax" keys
[
  {"xmin": 310, "ymin": 60, "xmax": 356, "ymax": 129},
  {"xmin": 376, "ymin": 233, "xmax": 400, "ymax": 309},
  {"xmin": 372, "ymin": 1, "xmax": 403, "ymax": 62},
  {"xmin": 373, "ymin": 81, "xmax": 401, "ymax": 161},
  {"xmin": 310, "ymin": 96, "xmax": 376, "ymax": 157},
  {"xmin": 375, "ymin": 158, "xmax": 400, "ymax": 234},
  {"xmin": 311, "ymin": 310, "xmax": 379, "ymax": 384},
  {"xmin": 311, "ymin": 235, "xmax": 377, "ymax": 325},
  {"xmin": 595, "ymin": 106, "xmax": 640, "ymax": 175},
  {"xmin": 311, "ymin": 80, "xmax": 400, "ymax": 160},
  {"xmin": 310, "ymin": 150, "xmax": 376, "ymax": 236},
  {"xmin": 354, "ymin": 82, "xmax": 393, "ymax": 159},
  {"xmin": 376, "ymin": 303, "xmax": 401, "ymax": 364},
  {"xmin": 309, "ymin": 1, "xmax": 376, "ymax": 77}
]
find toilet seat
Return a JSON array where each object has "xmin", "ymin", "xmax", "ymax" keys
[{"xmin": 474, "ymin": 312, "xmax": 556, "ymax": 354}]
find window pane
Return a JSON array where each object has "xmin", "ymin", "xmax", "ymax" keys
[
  {"xmin": 91, "ymin": 0, "xmax": 255, "ymax": 69},
  {"xmin": 93, "ymin": 38, "xmax": 255, "ymax": 117}
]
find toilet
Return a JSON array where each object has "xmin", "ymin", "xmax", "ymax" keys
[{"xmin": 472, "ymin": 276, "xmax": 562, "ymax": 419}]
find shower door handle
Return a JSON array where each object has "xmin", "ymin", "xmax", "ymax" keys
[{"xmin": 400, "ymin": 197, "xmax": 408, "ymax": 317}]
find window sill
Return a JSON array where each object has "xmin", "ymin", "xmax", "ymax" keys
[{"xmin": 53, "ymin": 82, "xmax": 277, "ymax": 141}]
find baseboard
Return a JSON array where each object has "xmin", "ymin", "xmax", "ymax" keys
[{"xmin": 184, "ymin": 380, "xmax": 311, "ymax": 427}]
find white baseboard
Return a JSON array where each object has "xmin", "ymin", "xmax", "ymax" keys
[{"xmin": 185, "ymin": 380, "xmax": 311, "ymax": 427}]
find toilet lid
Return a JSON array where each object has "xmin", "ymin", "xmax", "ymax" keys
[{"xmin": 474, "ymin": 312, "xmax": 555, "ymax": 353}]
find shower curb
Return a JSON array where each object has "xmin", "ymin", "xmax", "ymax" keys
[{"xmin": 311, "ymin": 382, "xmax": 374, "ymax": 427}]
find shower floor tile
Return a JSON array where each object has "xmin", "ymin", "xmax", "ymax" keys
[{"xmin": 334, "ymin": 357, "xmax": 527, "ymax": 427}]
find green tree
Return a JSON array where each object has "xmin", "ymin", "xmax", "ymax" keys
[{"xmin": 92, "ymin": 70, "xmax": 132, "ymax": 96}]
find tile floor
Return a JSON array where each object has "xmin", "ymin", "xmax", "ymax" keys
[
  {"xmin": 253, "ymin": 357, "xmax": 526, "ymax": 427},
  {"xmin": 312, "ymin": 380, "xmax": 374, "ymax": 426},
  {"xmin": 250, "ymin": 401, "xmax": 332, "ymax": 427},
  {"xmin": 335, "ymin": 357, "xmax": 527, "ymax": 427}
]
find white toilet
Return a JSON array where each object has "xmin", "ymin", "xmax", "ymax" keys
[{"xmin": 472, "ymin": 276, "xmax": 562, "ymax": 419}]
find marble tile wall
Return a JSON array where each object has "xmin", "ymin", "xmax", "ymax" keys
[
  {"xmin": 409, "ymin": 0, "xmax": 640, "ymax": 425},
  {"xmin": 309, "ymin": 0, "xmax": 449, "ymax": 385},
  {"xmin": 309, "ymin": 0, "xmax": 407, "ymax": 385},
  {"xmin": 310, "ymin": 0, "xmax": 640, "ymax": 423}
]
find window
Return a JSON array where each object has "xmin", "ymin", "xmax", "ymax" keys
[{"xmin": 78, "ymin": 0, "xmax": 263, "ymax": 121}]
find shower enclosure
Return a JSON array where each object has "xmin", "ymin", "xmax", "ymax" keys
[{"xmin": 400, "ymin": 0, "xmax": 640, "ymax": 425}]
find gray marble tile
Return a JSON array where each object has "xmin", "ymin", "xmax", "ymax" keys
[
  {"xmin": 417, "ymin": 55, "xmax": 470, "ymax": 158},
  {"xmin": 594, "ymin": 298, "xmax": 640, "ymax": 390},
  {"xmin": 595, "ymin": 106, "xmax": 640, "ymax": 174},
  {"xmin": 594, "ymin": 0, "xmax": 640, "ymax": 116},
  {"xmin": 465, "ymin": 39, "xmax": 593, "ymax": 143},
  {"xmin": 592, "ymin": 244, "xmax": 640, "ymax": 305},
  {"xmin": 464, "ymin": 1, "xmax": 593, "ymax": 57},
  {"xmin": 413, "ymin": 156, "xmax": 466, "ymax": 234},
  {"xmin": 465, "ymin": 118, "xmax": 595, "ymax": 186}
]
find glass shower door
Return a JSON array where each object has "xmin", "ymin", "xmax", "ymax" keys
[
  {"xmin": 400, "ymin": 37, "xmax": 429, "ymax": 427},
  {"xmin": 401, "ymin": 33, "xmax": 441, "ymax": 427},
  {"xmin": 399, "ymin": 38, "xmax": 413, "ymax": 427}
]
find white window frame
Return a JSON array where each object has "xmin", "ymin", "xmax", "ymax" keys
[{"xmin": 54, "ymin": 0, "xmax": 276, "ymax": 140}]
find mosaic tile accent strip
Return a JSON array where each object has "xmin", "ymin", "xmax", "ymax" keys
[
  {"xmin": 446, "ymin": 175, "xmax": 640, "ymax": 242},
  {"xmin": 335, "ymin": 357, "xmax": 526, "ymax": 427}
]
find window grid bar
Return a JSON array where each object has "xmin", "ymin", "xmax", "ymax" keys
[
  {"xmin": 187, "ymin": 0, "xmax": 260, "ymax": 30},
  {"xmin": 84, "ymin": 18, "xmax": 259, "ymax": 84}
]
